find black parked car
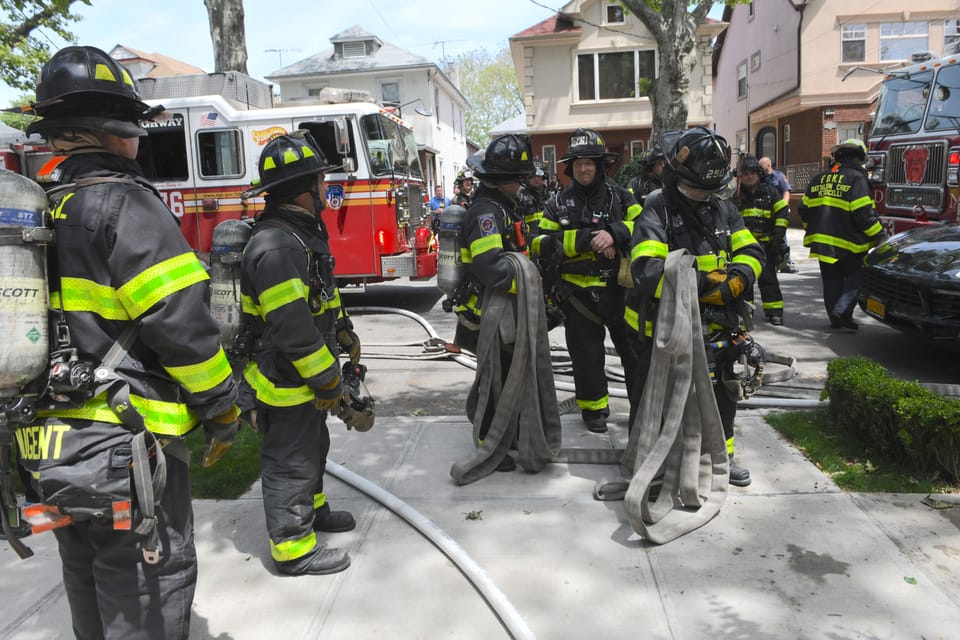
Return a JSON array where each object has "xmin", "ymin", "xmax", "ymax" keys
[{"xmin": 859, "ymin": 223, "xmax": 960, "ymax": 339}]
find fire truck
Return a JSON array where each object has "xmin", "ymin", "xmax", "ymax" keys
[
  {"xmin": 866, "ymin": 52, "xmax": 960, "ymax": 233},
  {"xmin": 133, "ymin": 71, "xmax": 435, "ymax": 285}
]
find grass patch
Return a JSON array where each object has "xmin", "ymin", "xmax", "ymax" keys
[
  {"xmin": 765, "ymin": 408, "xmax": 956, "ymax": 493},
  {"xmin": 187, "ymin": 425, "xmax": 263, "ymax": 500}
]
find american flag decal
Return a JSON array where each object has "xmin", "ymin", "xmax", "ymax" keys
[{"xmin": 199, "ymin": 112, "xmax": 218, "ymax": 126}]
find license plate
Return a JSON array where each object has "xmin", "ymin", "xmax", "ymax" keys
[{"xmin": 865, "ymin": 296, "xmax": 886, "ymax": 318}]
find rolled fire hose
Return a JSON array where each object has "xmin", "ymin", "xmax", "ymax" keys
[{"xmin": 326, "ymin": 460, "xmax": 536, "ymax": 640}]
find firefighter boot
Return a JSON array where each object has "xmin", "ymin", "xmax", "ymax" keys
[
  {"xmin": 729, "ymin": 454, "xmax": 752, "ymax": 487},
  {"xmin": 277, "ymin": 547, "xmax": 351, "ymax": 576},
  {"xmin": 582, "ymin": 408, "xmax": 609, "ymax": 434},
  {"xmin": 314, "ymin": 504, "xmax": 357, "ymax": 533}
]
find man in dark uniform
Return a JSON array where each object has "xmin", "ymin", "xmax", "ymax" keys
[
  {"xmin": 799, "ymin": 139, "xmax": 887, "ymax": 330},
  {"xmin": 735, "ymin": 154, "xmax": 790, "ymax": 325},
  {"xmin": 240, "ymin": 132, "xmax": 359, "ymax": 576},
  {"xmin": 452, "ymin": 134, "xmax": 535, "ymax": 471},
  {"xmin": 21, "ymin": 46, "xmax": 239, "ymax": 638},
  {"xmin": 627, "ymin": 144, "xmax": 666, "ymax": 205},
  {"xmin": 452, "ymin": 168, "xmax": 475, "ymax": 208},
  {"xmin": 540, "ymin": 129, "xmax": 642, "ymax": 433},
  {"xmin": 626, "ymin": 127, "xmax": 764, "ymax": 486},
  {"xmin": 519, "ymin": 165, "xmax": 549, "ymax": 235}
]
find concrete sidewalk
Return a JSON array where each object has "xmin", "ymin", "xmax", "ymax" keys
[{"xmin": 3, "ymin": 409, "xmax": 959, "ymax": 639}]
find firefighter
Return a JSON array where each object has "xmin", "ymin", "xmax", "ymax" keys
[
  {"xmin": 240, "ymin": 132, "xmax": 359, "ymax": 575},
  {"xmin": 798, "ymin": 139, "xmax": 887, "ymax": 330},
  {"xmin": 735, "ymin": 154, "xmax": 789, "ymax": 325},
  {"xmin": 626, "ymin": 127, "xmax": 764, "ymax": 486},
  {"xmin": 452, "ymin": 168, "xmax": 475, "ymax": 207},
  {"xmin": 21, "ymin": 45, "xmax": 239, "ymax": 638},
  {"xmin": 519, "ymin": 165, "xmax": 549, "ymax": 235},
  {"xmin": 626, "ymin": 144, "xmax": 666, "ymax": 205},
  {"xmin": 452, "ymin": 134, "xmax": 535, "ymax": 470},
  {"xmin": 540, "ymin": 129, "xmax": 642, "ymax": 433}
]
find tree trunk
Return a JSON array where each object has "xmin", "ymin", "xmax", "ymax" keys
[
  {"xmin": 623, "ymin": 0, "xmax": 714, "ymax": 143},
  {"xmin": 204, "ymin": 0, "xmax": 248, "ymax": 74}
]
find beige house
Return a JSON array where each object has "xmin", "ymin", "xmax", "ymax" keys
[
  {"xmin": 508, "ymin": 0, "xmax": 724, "ymax": 181},
  {"xmin": 713, "ymin": 0, "xmax": 959, "ymax": 201}
]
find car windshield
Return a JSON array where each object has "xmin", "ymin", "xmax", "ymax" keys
[
  {"xmin": 872, "ymin": 70, "xmax": 932, "ymax": 135},
  {"xmin": 924, "ymin": 64, "xmax": 960, "ymax": 132}
]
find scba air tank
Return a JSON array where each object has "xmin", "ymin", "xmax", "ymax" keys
[
  {"xmin": 209, "ymin": 219, "xmax": 252, "ymax": 349},
  {"xmin": 0, "ymin": 170, "xmax": 51, "ymax": 399},
  {"xmin": 436, "ymin": 203, "xmax": 467, "ymax": 298}
]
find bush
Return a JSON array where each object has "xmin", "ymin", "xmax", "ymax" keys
[{"xmin": 824, "ymin": 356, "xmax": 960, "ymax": 483}]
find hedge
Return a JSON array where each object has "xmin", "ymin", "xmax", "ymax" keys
[{"xmin": 823, "ymin": 356, "xmax": 960, "ymax": 483}]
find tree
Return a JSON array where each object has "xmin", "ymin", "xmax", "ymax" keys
[
  {"xmin": 204, "ymin": 0, "xmax": 248, "ymax": 74},
  {"xmin": 452, "ymin": 47, "xmax": 523, "ymax": 147},
  {"xmin": 0, "ymin": 0, "xmax": 89, "ymax": 94},
  {"xmin": 621, "ymin": 0, "xmax": 746, "ymax": 141}
]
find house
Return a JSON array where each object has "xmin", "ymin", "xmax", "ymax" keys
[
  {"xmin": 109, "ymin": 45, "xmax": 206, "ymax": 80},
  {"xmin": 508, "ymin": 0, "xmax": 724, "ymax": 181},
  {"xmin": 712, "ymin": 1, "xmax": 959, "ymax": 204},
  {"xmin": 265, "ymin": 26, "xmax": 470, "ymax": 193}
]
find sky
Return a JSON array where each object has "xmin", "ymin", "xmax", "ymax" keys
[{"xmin": 2, "ymin": 0, "xmax": 725, "ymax": 106}]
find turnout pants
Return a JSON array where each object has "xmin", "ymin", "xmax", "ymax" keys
[
  {"xmin": 756, "ymin": 243, "xmax": 784, "ymax": 318},
  {"xmin": 819, "ymin": 254, "xmax": 862, "ymax": 321},
  {"xmin": 258, "ymin": 402, "xmax": 330, "ymax": 570},
  {"xmin": 54, "ymin": 449, "xmax": 196, "ymax": 640},
  {"xmin": 560, "ymin": 288, "xmax": 639, "ymax": 421}
]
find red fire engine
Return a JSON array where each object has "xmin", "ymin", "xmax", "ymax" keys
[
  {"xmin": 866, "ymin": 52, "xmax": 960, "ymax": 234},
  {"xmin": 133, "ymin": 72, "xmax": 435, "ymax": 285}
]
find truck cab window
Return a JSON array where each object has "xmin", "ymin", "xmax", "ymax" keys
[
  {"xmin": 137, "ymin": 113, "xmax": 189, "ymax": 182},
  {"xmin": 197, "ymin": 129, "xmax": 243, "ymax": 178},
  {"xmin": 297, "ymin": 121, "xmax": 358, "ymax": 173}
]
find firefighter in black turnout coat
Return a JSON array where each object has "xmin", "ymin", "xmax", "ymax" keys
[
  {"xmin": 539, "ymin": 129, "xmax": 642, "ymax": 433},
  {"xmin": 240, "ymin": 132, "xmax": 360, "ymax": 576},
  {"xmin": 626, "ymin": 128, "xmax": 764, "ymax": 486}
]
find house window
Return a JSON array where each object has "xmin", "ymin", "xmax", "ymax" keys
[
  {"xmin": 945, "ymin": 19, "xmax": 960, "ymax": 55},
  {"xmin": 737, "ymin": 61, "xmax": 747, "ymax": 98},
  {"xmin": 735, "ymin": 130, "xmax": 746, "ymax": 156},
  {"xmin": 837, "ymin": 123, "xmax": 860, "ymax": 143},
  {"xmin": 576, "ymin": 49, "xmax": 656, "ymax": 101},
  {"xmin": 756, "ymin": 126, "xmax": 776, "ymax": 163},
  {"xmin": 434, "ymin": 86, "xmax": 440, "ymax": 125},
  {"xmin": 307, "ymin": 84, "xmax": 329, "ymax": 97},
  {"xmin": 542, "ymin": 145, "xmax": 556, "ymax": 178},
  {"xmin": 841, "ymin": 24, "xmax": 866, "ymax": 63},
  {"xmin": 630, "ymin": 140, "xmax": 644, "ymax": 158},
  {"xmin": 751, "ymin": 51, "xmax": 761, "ymax": 72},
  {"xmin": 380, "ymin": 81, "xmax": 400, "ymax": 108},
  {"xmin": 605, "ymin": 0, "xmax": 625, "ymax": 25},
  {"xmin": 342, "ymin": 41, "xmax": 366, "ymax": 59},
  {"xmin": 748, "ymin": 2, "xmax": 754, "ymax": 20},
  {"xmin": 880, "ymin": 22, "xmax": 928, "ymax": 62}
]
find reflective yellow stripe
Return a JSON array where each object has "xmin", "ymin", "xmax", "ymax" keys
[
  {"xmin": 164, "ymin": 347, "xmax": 233, "ymax": 394},
  {"xmin": 625, "ymin": 203, "xmax": 642, "ymax": 221},
  {"xmin": 864, "ymin": 221, "xmax": 883, "ymax": 237},
  {"xmin": 730, "ymin": 229, "xmax": 757, "ymax": 253},
  {"xmin": 763, "ymin": 300, "xmax": 784, "ymax": 310},
  {"xmin": 561, "ymin": 273, "xmax": 607, "ymax": 288},
  {"xmin": 802, "ymin": 194, "xmax": 875, "ymax": 211},
  {"xmin": 624, "ymin": 306, "xmax": 654, "ymax": 335},
  {"xmin": 37, "ymin": 393, "xmax": 199, "ymax": 437},
  {"xmin": 470, "ymin": 233, "xmax": 503, "ymax": 257},
  {"xmin": 291, "ymin": 345, "xmax": 336, "ymax": 379},
  {"xmin": 696, "ymin": 254, "xmax": 724, "ymax": 271},
  {"xmin": 631, "ymin": 239, "xmax": 668, "ymax": 261},
  {"xmin": 805, "ymin": 233, "xmax": 873, "ymax": 254},
  {"xmin": 732, "ymin": 254, "xmax": 763, "ymax": 278},
  {"xmin": 270, "ymin": 531, "xmax": 318, "ymax": 562},
  {"xmin": 55, "ymin": 278, "xmax": 130, "ymax": 320},
  {"xmin": 118, "ymin": 253, "xmax": 209, "ymax": 319},
  {"xmin": 314, "ymin": 492, "xmax": 327, "ymax": 510},
  {"xmin": 539, "ymin": 218, "xmax": 561, "ymax": 231},
  {"xmin": 577, "ymin": 396, "xmax": 608, "ymax": 411},
  {"xmin": 563, "ymin": 230, "xmax": 578, "ymax": 256},
  {"xmin": 243, "ymin": 361, "xmax": 315, "ymax": 407},
  {"xmin": 726, "ymin": 436, "xmax": 735, "ymax": 456},
  {"xmin": 241, "ymin": 293, "xmax": 258, "ymax": 315},
  {"xmin": 258, "ymin": 278, "xmax": 309, "ymax": 317}
]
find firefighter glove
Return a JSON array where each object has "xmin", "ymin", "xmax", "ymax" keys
[
  {"xmin": 336, "ymin": 328, "xmax": 362, "ymax": 366},
  {"xmin": 698, "ymin": 269, "xmax": 728, "ymax": 296},
  {"xmin": 202, "ymin": 405, "xmax": 240, "ymax": 468},
  {"xmin": 314, "ymin": 372, "xmax": 344, "ymax": 412},
  {"xmin": 700, "ymin": 271, "xmax": 747, "ymax": 306}
]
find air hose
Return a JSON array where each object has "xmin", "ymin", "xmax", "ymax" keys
[{"xmin": 326, "ymin": 460, "xmax": 536, "ymax": 640}]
